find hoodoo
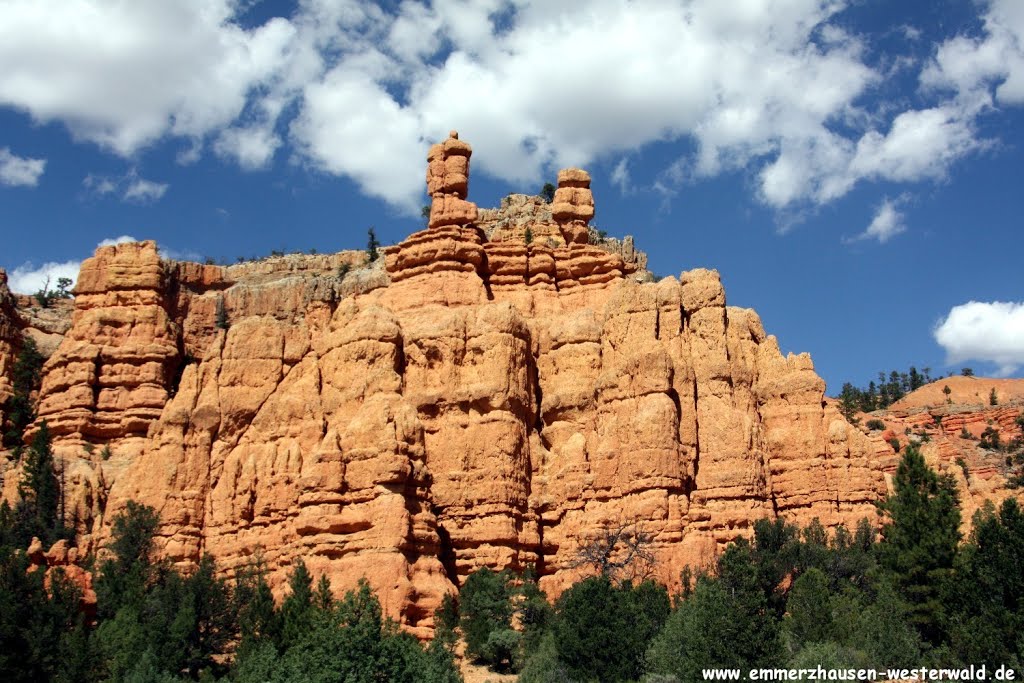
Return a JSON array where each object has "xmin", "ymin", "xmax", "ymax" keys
[{"xmin": 3, "ymin": 131, "xmax": 1017, "ymax": 638}]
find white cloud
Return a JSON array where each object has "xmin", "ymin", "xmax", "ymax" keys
[
  {"xmin": 0, "ymin": 147, "xmax": 45, "ymax": 187},
  {"xmin": 846, "ymin": 198, "xmax": 906, "ymax": 244},
  {"xmin": 610, "ymin": 158, "xmax": 632, "ymax": 195},
  {"xmin": 2, "ymin": 0, "xmax": 1023, "ymax": 217},
  {"xmin": 290, "ymin": 61, "xmax": 424, "ymax": 208},
  {"xmin": 84, "ymin": 170, "xmax": 168, "ymax": 203},
  {"xmin": 8, "ymin": 236, "xmax": 137, "ymax": 294},
  {"xmin": 214, "ymin": 125, "xmax": 282, "ymax": 169},
  {"xmin": 83, "ymin": 174, "xmax": 117, "ymax": 196},
  {"xmin": 282, "ymin": 0, "xmax": 1004, "ymax": 212},
  {"xmin": 848, "ymin": 106, "xmax": 981, "ymax": 183},
  {"xmin": 9, "ymin": 260, "xmax": 81, "ymax": 295},
  {"xmin": 0, "ymin": 0, "xmax": 294, "ymax": 154},
  {"xmin": 934, "ymin": 301, "xmax": 1024, "ymax": 376},
  {"xmin": 123, "ymin": 177, "xmax": 168, "ymax": 203},
  {"xmin": 158, "ymin": 246, "xmax": 203, "ymax": 262},
  {"xmin": 97, "ymin": 235, "xmax": 138, "ymax": 248},
  {"xmin": 921, "ymin": 0, "xmax": 1024, "ymax": 106}
]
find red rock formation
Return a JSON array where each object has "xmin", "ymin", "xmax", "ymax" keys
[
  {"xmin": 27, "ymin": 537, "xmax": 97, "ymax": 616},
  {"xmin": 551, "ymin": 168, "xmax": 595, "ymax": 244},
  {"xmin": 1, "ymin": 132, "xmax": 1016, "ymax": 639},
  {"xmin": 33, "ymin": 241, "xmax": 179, "ymax": 444},
  {"xmin": 427, "ymin": 131, "xmax": 478, "ymax": 230}
]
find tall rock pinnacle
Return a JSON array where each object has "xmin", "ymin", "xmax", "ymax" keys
[{"xmin": 426, "ymin": 130, "xmax": 479, "ymax": 230}]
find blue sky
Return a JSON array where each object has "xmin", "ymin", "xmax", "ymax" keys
[{"xmin": 1, "ymin": 0, "xmax": 1023, "ymax": 393}]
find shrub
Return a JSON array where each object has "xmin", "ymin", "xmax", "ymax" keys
[
  {"xmin": 866, "ymin": 419, "xmax": 886, "ymax": 431},
  {"xmin": 979, "ymin": 426, "xmax": 1001, "ymax": 451},
  {"xmin": 955, "ymin": 456, "xmax": 970, "ymax": 481},
  {"xmin": 539, "ymin": 182, "xmax": 555, "ymax": 203},
  {"xmin": 215, "ymin": 296, "xmax": 229, "ymax": 330}
]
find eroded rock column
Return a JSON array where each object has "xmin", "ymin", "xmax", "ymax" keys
[
  {"xmin": 551, "ymin": 168, "xmax": 595, "ymax": 245},
  {"xmin": 34, "ymin": 241, "xmax": 179, "ymax": 444},
  {"xmin": 382, "ymin": 131, "xmax": 488, "ymax": 309}
]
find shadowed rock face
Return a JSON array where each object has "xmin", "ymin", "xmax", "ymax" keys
[
  {"xmin": 0, "ymin": 270, "xmax": 20, "ymax": 426},
  {"xmin": 2, "ymin": 132, "xmax": 951, "ymax": 638}
]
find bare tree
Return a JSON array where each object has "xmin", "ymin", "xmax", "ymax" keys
[{"xmin": 570, "ymin": 518, "xmax": 656, "ymax": 584}]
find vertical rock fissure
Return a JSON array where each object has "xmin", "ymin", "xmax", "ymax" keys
[
  {"xmin": 690, "ymin": 375, "xmax": 701, "ymax": 489},
  {"xmin": 535, "ymin": 518, "xmax": 547, "ymax": 577},
  {"xmin": 435, "ymin": 522, "xmax": 459, "ymax": 588},
  {"xmin": 532, "ymin": 353, "xmax": 544, "ymax": 434},
  {"xmin": 395, "ymin": 334, "xmax": 407, "ymax": 393}
]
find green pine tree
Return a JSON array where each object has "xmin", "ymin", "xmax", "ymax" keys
[
  {"xmin": 945, "ymin": 499, "xmax": 1024, "ymax": 670},
  {"xmin": 459, "ymin": 567, "xmax": 514, "ymax": 666},
  {"xmin": 3, "ymin": 337, "xmax": 43, "ymax": 447},
  {"xmin": 366, "ymin": 227, "xmax": 381, "ymax": 262},
  {"xmin": 94, "ymin": 500, "xmax": 160, "ymax": 619},
  {"xmin": 876, "ymin": 444, "xmax": 961, "ymax": 644},
  {"xmin": 16, "ymin": 421, "xmax": 65, "ymax": 546},
  {"xmin": 279, "ymin": 558, "xmax": 314, "ymax": 650},
  {"xmin": 234, "ymin": 555, "xmax": 279, "ymax": 653}
]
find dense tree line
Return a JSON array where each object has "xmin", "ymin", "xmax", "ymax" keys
[
  {"xmin": 448, "ymin": 444, "xmax": 1024, "ymax": 682},
  {"xmin": 836, "ymin": 366, "xmax": 937, "ymax": 419},
  {"xmin": 0, "ymin": 497, "xmax": 461, "ymax": 682}
]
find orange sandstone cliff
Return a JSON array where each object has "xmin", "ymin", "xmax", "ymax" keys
[{"xmin": 2, "ymin": 131, "xmax": 950, "ymax": 637}]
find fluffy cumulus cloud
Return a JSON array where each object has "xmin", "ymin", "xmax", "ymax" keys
[
  {"xmin": 0, "ymin": 148, "xmax": 46, "ymax": 187},
  {"xmin": 7, "ymin": 236, "xmax": 137, "ymax": 294},
  {"xmin": 922, "ymin": 0, "xmax": 1024, "ymax": 106},
  {"xmin": 934, "ymin": 301, "xmax": 1024, "ymax": 376},
  {"xmin": 214, "ymin": 125, "xmax": 282, "ymax": 170},
  {"xmin": 846, "ymin": 197, "xmax": 905, "ymax": 244},
  {"xmin": 0, "ymin": 0, "xmax": 295, "ymax": 155},
  {"xmin": 2, "ymin": 0, "xmax": 1024, "ymax": 216}
]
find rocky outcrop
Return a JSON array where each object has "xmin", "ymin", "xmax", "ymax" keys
[
  {"xmin": 3, "ymin": 131, "xmax": 1013, "ymax": 638},
  {"xmin": 32, "ymin": 241, "xmax": 179, "ymax": 445},
  {"xmin": 427, "ymin": 131, "xmax": 478, "ymax": 230},
  {"xmin": 550, "ymin": 167, "xmax": 594, "ymax": 245},
  {"xmin": 28, "ymin": 537, "xmax": 97, "ymax": 616}
]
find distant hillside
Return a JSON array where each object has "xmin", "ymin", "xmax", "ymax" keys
[{"xmin": 890, "ymin": 375, "xmax": 1024, "ymax": 411}]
